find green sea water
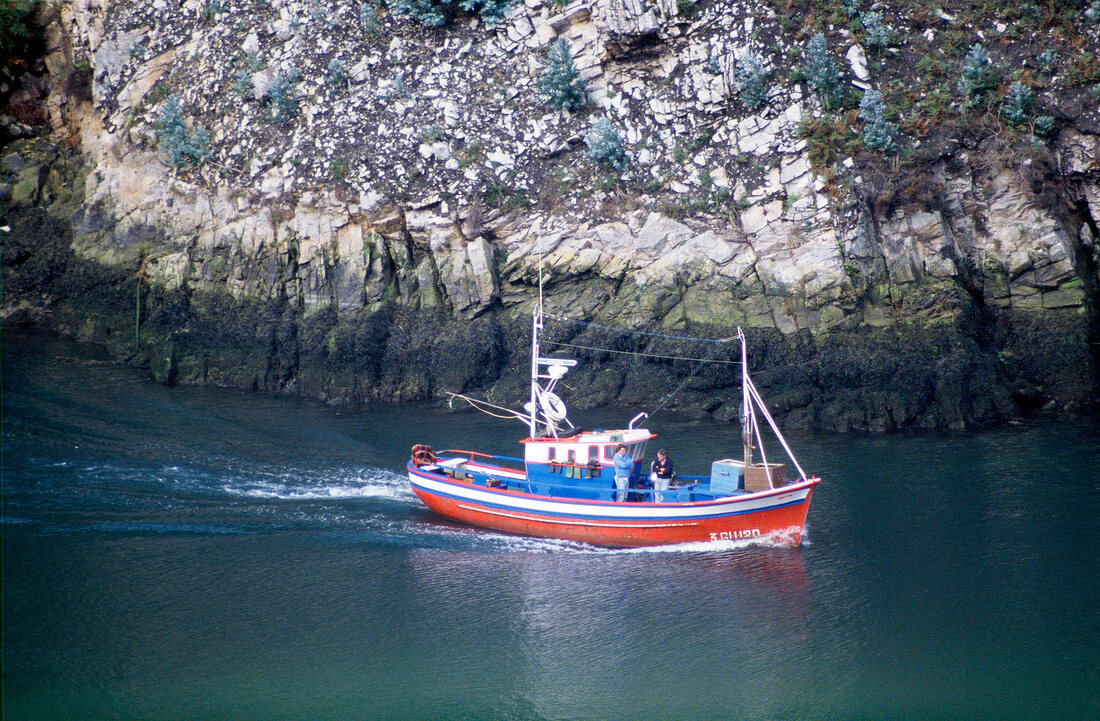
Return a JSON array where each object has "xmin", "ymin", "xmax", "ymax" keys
[{"xmin": 3, "ymin": 329, "xmax": 1098, "ymax": 720}]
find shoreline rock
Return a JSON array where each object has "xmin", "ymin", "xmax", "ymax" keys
[{"xmin": 3, "ymin": 1, "xmax": 1099, "ymax": 431}]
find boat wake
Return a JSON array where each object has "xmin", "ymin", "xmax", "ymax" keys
[
  {"xmin": 614, "ymin": 528, "xmax": 807, "ymax": 554},
  {"xmin": 220, "ymin": 467, "xmax": 413, "ymax": 502}
]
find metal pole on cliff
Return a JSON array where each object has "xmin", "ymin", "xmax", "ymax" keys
[{"xmin": 135, "ymin": 273, "xmax": 142, "ymax": 344}]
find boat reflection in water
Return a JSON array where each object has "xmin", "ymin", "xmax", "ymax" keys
[{"xmin": 406, "ymin": 539, "xmax": 812, "ymax": 719}]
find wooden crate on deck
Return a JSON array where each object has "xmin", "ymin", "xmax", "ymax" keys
[{"xmin": 744, "ymin": 463, "xmax": 786, "ymax": 492}]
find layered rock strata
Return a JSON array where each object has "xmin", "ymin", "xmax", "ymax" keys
[{"xmin": 3, "ymin": 0, "xmax": 1099, "ymax": 431}]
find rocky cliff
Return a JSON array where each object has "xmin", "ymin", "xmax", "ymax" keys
[{"xmin": 2, "ymin": 0, "xmax": 1099, "ymax": 431}]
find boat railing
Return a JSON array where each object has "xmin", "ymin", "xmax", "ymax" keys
[
  {"xmin": 441, "ymin": 449, "xmax": 526, "ymax": 465},
  {"xmin": 520, "ymin": 475, "xmax": 708, "ymax": 500}
]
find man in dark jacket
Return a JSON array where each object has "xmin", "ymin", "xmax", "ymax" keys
[{"xmin": 649, "ymin": 448, "xmax": 674, "ymax": 502}]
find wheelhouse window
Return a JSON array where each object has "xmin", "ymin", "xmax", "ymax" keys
[
  {"xmin": 567, "ymin": 449, "xmax": 577, "ymax": 464},
  {"xmin": 604, "ymin": 445, "xmax": 615, "ymax": 460},
  {"xmin": 588, "ymin": 445, "xmax": 600, "ymax": 462},
  {"xmin": 547, "ymin": 447, "xmax": 556, "ymax": 462}
]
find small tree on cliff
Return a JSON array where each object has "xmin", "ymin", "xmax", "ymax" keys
[
  {"xmin": 265, "ymin": 69, "xmax": 301, "ymax": 125},
  {"xmin": 733, "ymin": 51, "xmax": 770, "ymax": 111},
  {"xmin": 584, "ymin": 117, "xmax": 628, "ymax": 173},
  {"xmin": 858, "ymin": 90, "xmax": 897, "ymax": 154},
  {"xmin": 390, "ymin": 0, "xmax": 513, "ymax": 27},
  {"xmin": 957, "ymin": 44, "xmax": 996, "ymax": 108},
  {"xmin": 154, "ymin": 94, "xmax": 210, "ymax": 168},
  {"xmin": 801, "ymin": 33, "xmax": 844, "ymax": 111},
  {"xmin": 538, "ymin": 39, "xmax": 586, "ymax": 112}
]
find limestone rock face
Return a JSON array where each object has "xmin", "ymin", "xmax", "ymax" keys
[
  {"xmin": 590, "ymin": 0, "xmax": 665, "ymax": 58},
  {"xmin": 4, "ymin": 0, "xmax": 1098, "ymax": 430}
]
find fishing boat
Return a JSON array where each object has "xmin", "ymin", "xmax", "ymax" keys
[{"xmin": 407, "ymin": 305, "xmax": 820, "ymax": 548}]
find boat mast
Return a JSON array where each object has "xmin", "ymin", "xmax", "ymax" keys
[
  {"xmin": 739, "ymin": 328, "xmax": 753, "ymax": 466},
  {"xmin": 528, "ymin": 246, "xmax": 544, "ymax": 439}
]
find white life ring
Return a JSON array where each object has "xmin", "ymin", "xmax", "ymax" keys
[{"xmin": 539, "ymin": 391, "xmax": 568, "ymax": 422}]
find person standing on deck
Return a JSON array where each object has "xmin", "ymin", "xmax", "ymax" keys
[
  {"xmin": 650, "ymin": 448, "xmax": 674, "ymax": 503},
  {"xmin": 612, "ymin": 444, "xmax": 632, "ymax": 502}
]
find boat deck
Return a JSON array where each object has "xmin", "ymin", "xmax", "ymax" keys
[{"xmin": 415, "ymin": 455, "xmax": 752, "ymax": 504}]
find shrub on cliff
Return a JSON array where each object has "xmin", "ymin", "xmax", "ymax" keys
[
  {"xmin": 1000, "ymin": 81, "xmax": 1034, "ymax": 125},
  {"xmin": 265, "ymin": 70, "xmax": 300, "ymax": 125},
  {"xmin": 957, "ymin": 44, "xmax": 996, "ymax": 107},
  {"xmin": 154, "ymin": 95, "xmax": 210, "ymax": 168},
  {"xmin": 232, "ymin": 70, "xmax": 252, "ymax": 98},
  {"xmin": 860, "ymin": 11, "xmax": 894, "ymax": 49},
  {"xmin": 0, "ymin": 0, "xmax": 35, "ymax": 57},
  {"xmin": 858, "ymin": 89, "xmax": 897, "ymax": 154},
  {"xmin": 360, "ymin": 1, "xmax": 381, "ymax": 35},
  {"xmin": 538, "ymin": 39, "xmax": 586, "ymax": 112},
  {"xmin": 584, "ymin": 117, "xmax": 627, "ymax": 173},
  {"xmin": 801, "ymin": 33, "xmax": 844, "ymax": 111},
  {"xmin": 732, "ymin": 51, "xmax": 770, "ymax": 111},
  {"xmin": 389, "ymin": 0, "xmax": 513, "ymax": 27},
  {"xmin": 326, "ymin": 59, "xmax": 349, "ymax": 90}
]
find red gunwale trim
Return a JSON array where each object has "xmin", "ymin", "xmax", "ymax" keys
[{"xmin": 407, "ymin": 462, "xmax": 820, "ymax": 507}]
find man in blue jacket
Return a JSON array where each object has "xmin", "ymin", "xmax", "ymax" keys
[{"xmin": 612, "ymin": 444, "xmax": 632, "ymax": 502}]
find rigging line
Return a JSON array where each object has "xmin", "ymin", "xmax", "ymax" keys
[
  {"xmin": 647, "ymin": 342, "xmax": 720, "ymax": 417},
  {"xmin": 543, "ymin": 313, "xmax": 736, "ymax": 346},
  {"xmin": 448, "ymin": 392, "xmax": 530, "ymax": 422},
  {"xmin": 543, "ymin": 340, "xmax": 743, "ymax": 365}
]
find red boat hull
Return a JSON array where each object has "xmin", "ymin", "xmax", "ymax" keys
[{"xmin": 410, "ymin": 475, "xmax": 818, "ymax": 548}]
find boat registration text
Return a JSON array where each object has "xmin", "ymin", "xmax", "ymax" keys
[{"xmin": 710, "ymin": 529, "xmax": 761, "ymax": 540}]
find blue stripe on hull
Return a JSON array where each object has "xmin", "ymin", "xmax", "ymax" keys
[{"xmin": 408, "ymin": 467, "xmax": 810, "ymax": 524}]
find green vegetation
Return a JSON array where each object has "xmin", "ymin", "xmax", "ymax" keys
[
  {"xmin": 154, "ymin": 94, "xmax": 210, "ymax": 168},
  {"xmin": 360, "ymin": 0, "xmax": 381, "ymax": 35},
  {"xmin": 390, "ymin": 0, "xmax": 445, "ymax": 27},
  {"xmin": 456, "ymin": 139, "xmax": 484, "ymax": 168},
  {"xmin": 732, "ymin": 52, "xmax": 770, "ymax": 111},
  {"xmin": 584, "ymin": 117, "xmax": 628, "ymax": 173},
  {"xmin": 957, "ymin": 44, "xmax": 996, "ymax": 107},
  {"xmin": 331, "ymin": 158, "xmax": 349, "ymax": 181},
  {"xmin": 538, "ymin": 38, "xmax": 586, "ymax": 112},
  {"xmin": 232, "ymin": 70, "xmax": 252, "ymax": 98},
  {"xmin": 389, "ymin": 0, "xmax": 513, "ymax": 27},
  {"xmin": 326, "ymin": 59, "xmax": 349, "ymax": 89},
  {"xmin": 265, "ymin": 70, "xmax": 300, "ymax": 125},
  {"xmin": 799, "ymin": 115, "xmax": 856, "ymax": 171},
  {"xmin": 486, "ymin": 179, "xmax": 532, "ymax": 210},
  {"xmin": 860, "ymin": 10, "xmax": 894, "ymax": 49},
  {"xmin": 1000, "ymin": 81, "xmax": 1034, "ymax": 125},
  {"xmin": 1, "ymin": 0, "xmax": 42, "ymax": 91},
  {"xmin": 801, "ymin": 33, "xmax": 844, "ymax": 111},
  {"xmin": 0, "ymin": 0, "xmax": 35, "ymax": 52},
  {"xmin": 859, "ymin": 90, "xmax": 897, "ymax": 154}
]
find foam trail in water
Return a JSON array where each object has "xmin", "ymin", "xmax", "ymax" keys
[
  {"xmin": 615, "ymin": 527, "xmax": 806, "ymax": 554},
  {"xmin": 220, "ymin": 467, "xmax": 414, "ymax": 502}
]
